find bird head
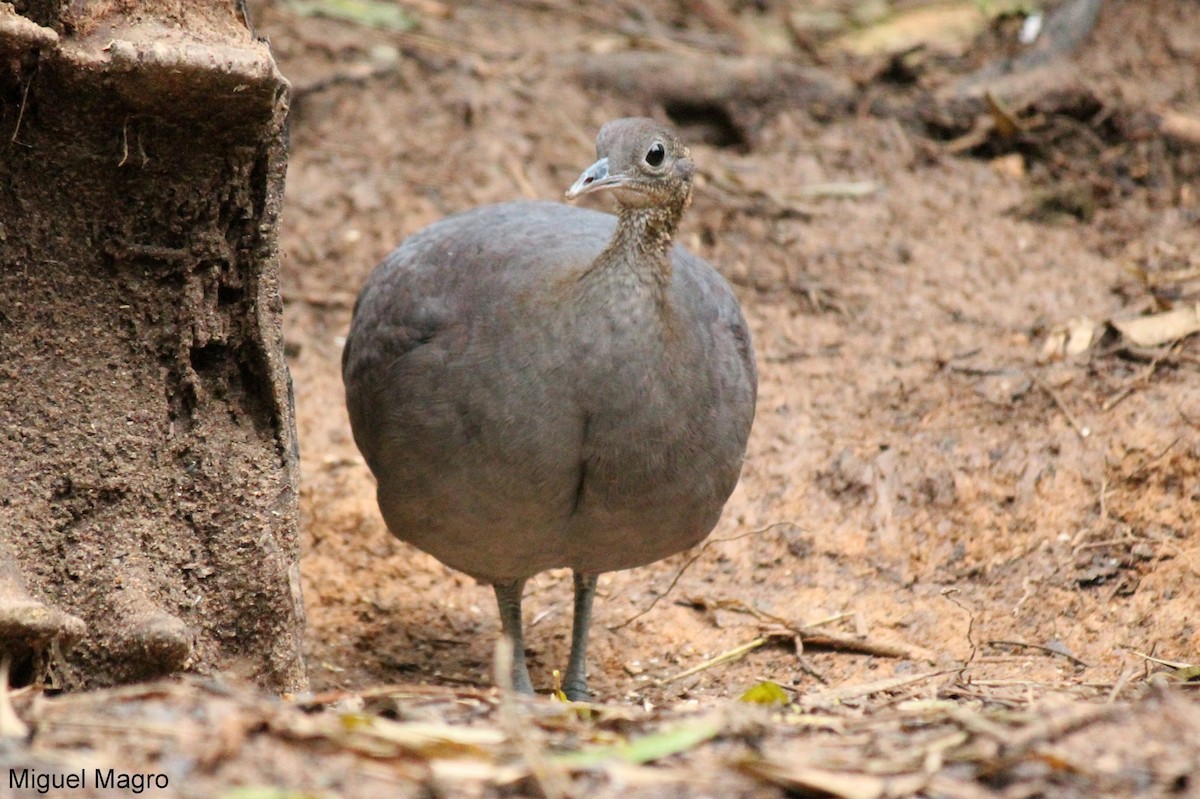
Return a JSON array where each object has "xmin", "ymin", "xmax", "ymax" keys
[{"xmin": 565, "ymin": 118, "xmax": 693, "ymax": 211}]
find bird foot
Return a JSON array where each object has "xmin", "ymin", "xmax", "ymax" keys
[{"xmin": 562, "ymin": 680, "xmax": 589, "ymax": 702}]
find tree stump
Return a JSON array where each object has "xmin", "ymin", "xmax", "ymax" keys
[{"xmin": 0, "ymin": 0, "xmax": 306, "ymax": 691}]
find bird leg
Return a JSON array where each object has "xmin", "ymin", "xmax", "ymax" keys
[
  {"xmin": 493, "ymin": 579, "xmax": 534, "ymax": 694},
  {"xmin": 563, "ymin": 571, "xmax": 598, "ymax": 701}
]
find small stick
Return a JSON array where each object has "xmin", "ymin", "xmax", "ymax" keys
[
  {"xmin": 686, "ymin": 597, "xmax": 934, "ymax": 661},
  {"xmin": 1002, "ymin": 702, "xmax": 1119, "ymax": 753},
  {"xmin": 794, "ymin": 181, "xmax": 878, "ymax": 199},
  {"xmin": 11, "ymin": 70, "xmax": 34, "ymax": 145},
  {"xmin": 1122, "ymin": 649, "xmax": 1196, "ymax": 670},
  {"xmin": 942, "ymin": 588, "xmax": 978, "ymax": 670},
  {"xmin": 493, "ymin": 639, "xmax": 569, "ymax": 799},
  {"xmin": 797, "ymin": 630, "xmax": 928, "ymax": 661},
  {"xmin": 986, "ymin": 640, "xmax": 1090, "ymax": 668},
  {"xmin": 1032, "ymin": 375, "xmax": 1090, "ymax": 438},
  {"xmin": 660, "ymin": 637, "xmax": 771, "ymax": 685},
  {"xmin": 800, "ymin": 670, "xmax": 951, "ymax": 707},
  {"xmin": 1160, "ymin": 110, "xmax": 1200, "ymax": 146},
  {"xmin": 610, "ymin": 521, "xmax": 800, "ymax": 630},
  {"xmin": 1106, "ymin": 667, "xmax": 1135, "ymax": 704},
  {"xmin": 794, "ymin": 656, "xmax": 830, "ymax": 686}
]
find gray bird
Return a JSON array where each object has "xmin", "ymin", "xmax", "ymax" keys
[{"xmin": 342, "ymin": 118, "xmax": 757, "ymax": 700}]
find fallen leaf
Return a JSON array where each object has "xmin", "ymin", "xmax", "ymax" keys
[
  {"xmin": 1167, "ymin": 665, "xmax": 1200, "ymax": 683},
  {"xmin": 552, "ymin": 715, "xmax": 723, "ymax": 769},
  {"xmin": 1040, "ymin": 316, "xmax": 1099, "ymax": 361},
  {"xmin": 740, "ymin": 756, "xmax": 927, "ymax": 799},
  {"xmin": 740, "ymin": 681, "xmax": 791, "ymax": 706},
  {"xmin": 1065, "ymin": 317, "xmax": 1100, "ymax": 355},
  {"xmin": 829, "ymin": 1, "xmax": 1028, "ymax": 57},
  {"xmin": 282, "ymin": 0, "xmax": 417, "ymax": 32},
  {"xmin": 1111, "ymin": 304, "xmax": 1200, "ymax": 348}
]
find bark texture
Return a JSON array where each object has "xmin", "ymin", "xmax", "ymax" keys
[{"xmin": 0, "ymin": 0, "xmax": 306, "ymax": 690}]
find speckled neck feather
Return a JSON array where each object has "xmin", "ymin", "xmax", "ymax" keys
[{"xmin": 590, "ymin": 192, "xmax": 690, "ymax": 296}]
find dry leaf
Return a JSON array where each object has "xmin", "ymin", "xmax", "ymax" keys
[
  {"xmin": 1111, "ymin": 304, "xmax": 1200, "ymax": 348},
  {"xmin": 1065, "ymin": 317, "xmax": 1100, "ymax": 355},
  {"xmin": 740, "ymin": 681, "xmax": 791, "ymax": 706},
  {"xmin": 740, "ymin": 756, "xmax": 927, "ymax": 799},
  {"xmin": 1040, "ymin": 317, "xmax": 1099, "ymax": 361},
  {"xmin": 829, "ymin": 1, "xmax": 1028, "ymax": 57},
  {"xmin": 990, "ymin": 153, "xmax": 1026, "ymax": 179}
]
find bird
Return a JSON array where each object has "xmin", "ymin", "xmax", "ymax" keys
[{"xmin": 342, "ymin": 117, "xmax": 757, "ymax": 700}]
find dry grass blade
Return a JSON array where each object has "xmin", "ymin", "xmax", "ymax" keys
[
  {"xmin": 283, "ymin": 0, "xmax": 418, "ymax": 32},
  {"xmin": 338, "ymin": 715, "xmax": 505, "ymax": 757},
  {"xmin": 660, "ymin": 636, "xmax": 774, "ymax": 685},
  {"xmin": 797, "ymin": 629, "xmax": 934, "ymax": 662},
  {"xmin": 1159, "ymin": 110, "xmax": 1200, "ymax": 146},
  {"xmin": 800, "ymin": 671, "xmax": 951, "ymax": 708},
  {"xmin": 493, "ymin": 637, "xmax": 570, "ymax": 799},
  {"xmin": 1032, "ymin": 375, "xmax": 1090, "ymax": 439},
  {"xmin": 552, "ymin": 714, "xmax": 723, "ymax": 770},
  {"xmin": 1123, "ymin": 649, "xmax": 1197, "ymax": 670},
  {"xmin": 687, "ymin": 596, "xmax": 935, "ymax": 662},
  {"xmin": 739, "ymin": 756, "xmax": 927, "ymax": 799},
  {"xmin": 986, "ymin": 640, "xmax": 1090, "ymax": 668},
  {"xmin": 795, "ymin": 181, "xmax": 879, "ymax": 199},
  {"xmin": 1001, "ymin": 702, "xmax": 1121, "ymax": 753},
  {"xmin": 277, "ymin": 709, "xmax": 504, "ymax": 760},
  {"xmin": 611, "ymin": 522, "xmax": 800, "ymax": 630}
]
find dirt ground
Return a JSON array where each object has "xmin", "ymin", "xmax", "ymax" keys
[
  {"xmin": 278, "ymin": 0, "xmax": 1199, "ymax": 700},
  {"xmin": 6, "ymin": 0, "xmax": 1200, "ymax": 796}
]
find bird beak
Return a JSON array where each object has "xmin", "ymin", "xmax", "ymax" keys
[{"xmin": 565, "ymin": 157, "xmax": 627, "ymax": 200}]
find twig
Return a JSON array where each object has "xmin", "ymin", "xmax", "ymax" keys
[
  {"xmin": 1104, "ymin": 342, "xmax": 1183, "ymax": 411},
  {"xmin": 493, "ymin": 639, "xmax": 569, "ymax": 799},
  {"xmin": 660, "ymin": 637, "xmax": 773, "ymax": 685},
  {"xmin": 10, "ymin": 67, "xmax": 34, "ymax": 145},
  {"xmin": 986, "ymin": 640, "xmax": 1090, "ymax": 669},
  {"xmin": 795, "ymin": 630, "xmax": 929, "ymax": 661},
  {"xmin": 794, "ymin": 656, "xmax": 830, "ymax": 686},
  {"xmin": 1002, "ymin": 702, "xmax": 1119, "ymax": 754},
  {"xmin": 1106, "ymin": 667, "xmax": 1135, "ymax": 704},
  {"xmin": 292, "ymin": 61, "xmax": 405, "ymax": 99},
  {"xmin": 941, "ymin": 588, "xmax": 978, "ymax": 672},
  {"xmin": 1122, "ymin": 649, "xmax": 1196, "ymax": 670},
  {"xmin": 799, "ymin": 670, "xmax": 952, "ymax": 707},
  {"xmin": 1032, "ymin": 374, "xmax": 1090, "ymax": 438},
  {"xmin": 682, "ymin": 596, "xmax": 934, "ymax": 661},
  {"xmin": 610, "ymin": 521, "xmax": 800, "ymax": 630}
]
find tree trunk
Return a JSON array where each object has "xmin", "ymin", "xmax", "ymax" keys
[{"xmin": 0, "ymin": 0, "xmax": 306, "ymax": 691}]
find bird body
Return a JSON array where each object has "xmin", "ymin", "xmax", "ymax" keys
[
  {"xmin": 345, "ymin": 201, "xmax": 754, "ymax": 583},
  {"xmin": 342, "ymin": 119, "xmax": 756, "ymax": 698}
]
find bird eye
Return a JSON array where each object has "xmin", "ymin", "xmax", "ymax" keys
[{"xmin": 645, "ymin": 142, "xmax": 665, "ymax": 167}]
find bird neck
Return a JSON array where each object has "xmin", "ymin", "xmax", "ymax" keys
[{"xmin": 592, "ymin": 200, "xmax": 686, "ymax": 294}]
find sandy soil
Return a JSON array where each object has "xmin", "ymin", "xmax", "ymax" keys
[{"xmin": 271, "ymin": 0, "xmax": 1199, "ymax": 705}]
